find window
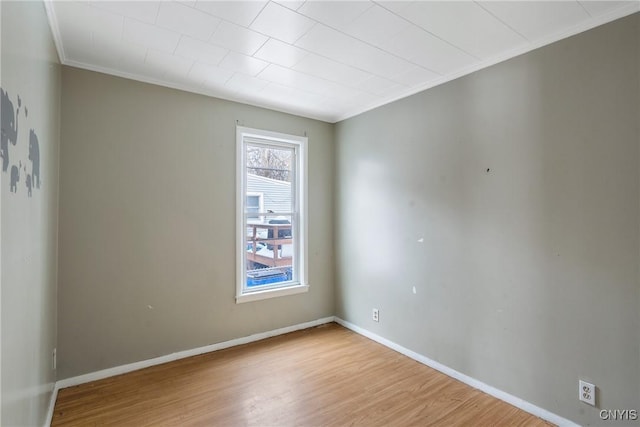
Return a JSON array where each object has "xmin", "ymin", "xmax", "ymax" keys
[
  {"xmin": 236, "ymin": 126, "xmax": 308, "ymax": 303},
  {"xmin": 246, "ymin": 193, "xmax": 263, "ymax": 219}
]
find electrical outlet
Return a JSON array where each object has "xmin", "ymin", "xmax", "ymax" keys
[
  {"xmin": 372, "ymin": 308, "xmax": 379, "ymax": 322},
  {"xmin": 579, "ymin": 380, "xmax": 595, "ymax": 406},
  {"xmin": 52, "ymin": 348, "xmax": 57, "ymax": 370}
]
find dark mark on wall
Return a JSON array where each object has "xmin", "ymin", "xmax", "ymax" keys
[
  {"xmin": 1, "ymin": 88, "xmax": 19, "ymax": 172},
  {"xmin": 10, "ymin": 164, "xmax": 19, "ymax": 192},
  {"xmin": 29, "ymin": 129, "xmax": 40, "ymax": 188},
  {"xmin": 1, "ymin": 87, "xmax": 43, "ymax": 196},
  {"xmin": 26, "ymin": 174, "xmax": 32, "ymax": 197}
]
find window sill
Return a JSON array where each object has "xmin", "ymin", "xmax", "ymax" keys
[{"xmin": 236, "ymin": 283, "xmax": 309, "ymax": 304}]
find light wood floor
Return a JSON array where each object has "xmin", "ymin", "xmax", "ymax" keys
[{"xmin": 52, "ymin": 323, "xmax": 553, "ymax": 426}]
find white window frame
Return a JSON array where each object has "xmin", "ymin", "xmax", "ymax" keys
[{"xmin": 236, "ymin": 126, "xmax": 308, "ymax": 303}]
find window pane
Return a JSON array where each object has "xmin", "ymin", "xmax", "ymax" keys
[
  {"xmin": 245, "ymin": 214, "xmax": 294, "ymax": 288},
  {"xmin": 246, "ymin": 195, "xmax": 261, "ymax": 218},
  {"xmin": 246, "ymin": 145, "xmax": 293, "ymax": 213},
  {"xmin": 247, "ymin": 195, "xmax": 260, "ymax": 208}
]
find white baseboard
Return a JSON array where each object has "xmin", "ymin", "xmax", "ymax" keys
[
  {"xmin": 56, "ymin": 316, "xmax": 334, "ymax": 390},
  {"xmin": 46, "ymin": 315, "xmax": 578, "ymax": 427},
  {"xmin": 334, "ymin": 317, "xmax": 580, "ymax": 427},
  {"xmin": 44, "ymin": 385, "xmax": 58, "ymax": 427},
  {"xmin": 46, "ymin": 316, "xmax": 335, "ymax": 425}
]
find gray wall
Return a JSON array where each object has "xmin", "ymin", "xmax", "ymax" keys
[
  {"xmin": 58, "ymin": 67, "xmax": 335, "ymax": 379},
  {"xmin": 1, "ymin": 1, "xmax": 60, "ymax": 425},
  {"xmin": 335, "ymin": 14, "xmax": 639, "ymax": 427}
]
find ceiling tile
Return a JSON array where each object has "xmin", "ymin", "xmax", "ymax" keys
[
  {"xmin": 390, "ymin": 65, "xmax": 440, "ymax": 87},
  {"xmin": 253, "ymin": 39, "xmax": 308, "ymax": 68},
  {"xmin": 294, "ymin": 24, "xmax": 354, "ymax": 57},
  {"xmin": 254, "ymin": 85, "xmax": 325, "ymax": 114},
  {"xmin": 297, "ymin": 1, "xmax": 374, "ymax": 30},
  {"xmin": 346, "ymin": 49, "xmax": 411, "ymax": 81},
  {"xmin": 376, "ymin": 1, "xmax": 415, "ymax": 15},
  {"xmin": 194, "ymin": 1, "xmax": 268, "ymax": 27},
  {"xmin": 189, "ymin": 62, "xmax": 235, "ymax": 85},
  {"xmin": 381, "ymin": 25, "xmax": 476, "ymax": 75},
  {"xmin": 293, "ymin": 88, "xmax": 327, "ymax": 105},
  {"xmin": 87, "ymin": 6, "xmax": 125, "ymax": 42},
  {"xmin": 324, "ymin": 86, "xmax": 378, "ymax": 106},
  {"xmin": 273, "ymin": 0, "xmax": 306, "ymax": 11},
  {"xmin": 259, "ymin": 82, "xmax": 298, "ymax": 100},
  {"xmin": 54, "ymin": 2, "xmax": 124, "ymax": 45},
  {"xmin": 118, "ymin": 53, "xmax": 167, "ymax": 81},
  {"xmin": 347, "ymin": 91, "xmax": 380, "ymax": 106},
  {"xmin": 293, "ymin": 54, "xmax": 372, "ymax": 87},
  {"xmin": 579, "ymin": 1, "xmax": 636, "ymax": 16},
  {"xmin": 53, "ymin": 11, "xmax": 89, "ymax": 60},
  {"xmin": 258, "ymin": 64, "xmax": 337, "ymax": 95},
  {"xmin": 355, "ymin": 75, "xmax": 405, "ymax": 97},
  {"xmin": 123, "ymin": 18, "xmax": 181, "ymax": 53},
  {"xmin": 345, "ymin": 5, "xmax": 410, "ymax": 46},
  {"xmin": 58, "ymin": 32, "xmax": 89, "ymax": 62},
  {"xmin": 118, "ymin": 43, "xmax": 148, "ymax": 67},
  {"xmin": 295, "ymin": 24, "xmax": 412, "ymax": 79},
  {"xmin": 209, "ymin": 21, "xmax": 269, "ymax": 56},
  {"xmin": 145, "ymin": 49, "xmax": 194, "ymax": 78},
  {"xmin": 89, "ymin": 1, "xmax": 161, "ymax": 25},
  {"xmin": 398, "ymin": 1, "xmax": 526, "ymax": 58},
  {"xmin": 319, "ymin": 96, "xmax": 355, "ymax": 114},
  {"xmin": 175, "ymin": 37, "xmax": 228, "ymax": 66},
  {"xmin": 225, "ymin": 73, "xmax": 270, "ymax": 94},
  {"xmin": 86, "ymin": 35, "xmax": 128, "ymax": 69},
  {"xmin": 250, "ymin": 2, "xmax": 315, "ymax": 44},
  {"xmin": 219, "ymin": 52, "xmax": 269, "ymax": 76},
  {"xmin": 479, "ymin": 1, "xmax": 590, "ymax": 41},
  {"xmin": 52, "ymin": 2, "xmax": 85, "ymax": 33},
  {"xmin": 156, "ymin": 2, "xmax": 221, "ymax": 41},
  {"xmin": 201, "ymin": 81, "xmax": 239, "ymax": 100},
  {"xmin": 70, "ymin": 43, "xmax": 119, "ymax": 70}
]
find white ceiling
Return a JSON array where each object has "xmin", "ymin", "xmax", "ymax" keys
[{"xmin": 45, "ymin": 0, "xmax": 639, "ymax": 123}]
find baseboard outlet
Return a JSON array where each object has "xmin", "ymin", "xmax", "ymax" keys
[
  {"xmin": 46, "ymin": 316, "xmax": 334, "ymax": 425},
  {"xmin": 334, "ymin": 317, "xmax": 579, "ymax": 427}
]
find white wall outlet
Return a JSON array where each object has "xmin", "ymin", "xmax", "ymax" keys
[
  {"xmin": 52, "ymin": 348, "xmax": 57, "ymax": 370},
  {"xmin": 372, "ymin": 308, "xmax": 379, "ymax": 322},
  {"xmin": 579, "ymin": 380, "xmax": 595, "ymax": 406}
]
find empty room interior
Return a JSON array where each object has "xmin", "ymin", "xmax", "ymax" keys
[{"xmin": 1, "ymin": 0, "xmax": 639, "ymax": 426}]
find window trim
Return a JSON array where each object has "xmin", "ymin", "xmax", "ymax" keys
[{"xmin": 236, "ymin": 126, "xmax": 308, "ymax": 304}]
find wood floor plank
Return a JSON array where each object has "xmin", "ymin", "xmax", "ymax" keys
[{"xmin": 52, "ymin": 323, "xmax": 553, "ymax": 426}]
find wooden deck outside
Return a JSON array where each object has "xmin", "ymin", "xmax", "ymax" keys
[{"xmin": 246, "ymin": 222, "xmax": 292, "ymax": 268}]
